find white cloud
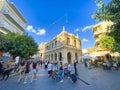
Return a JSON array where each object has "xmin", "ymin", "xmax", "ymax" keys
[
  {"xmin": 82, "ymin": 25, "xmax": 94, "ymax": 32},
  {"xmin": 26, "ymin": 25, "xmax": 46, "ymax": 36},
  {"xmin": 82, "ymin": 38, "xmax": 89, "ymax": 42},
  {"xmin": 74, "ymin": 28, "xmax": 80, "ymax": 32},
  {"xmin": 26, "ymin": 25, "xmax": 33, "ymax": 31},
  {"xmin": 36, "ymin": 29, "xmax": 46, "ymax": 35}
]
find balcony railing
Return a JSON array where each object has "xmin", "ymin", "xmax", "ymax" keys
[
  {"xmin": 3, "ymin": 10, "xmax": 25, "ymax": 30},
  {"xmin": 0, "ymin": 21, "xmax": 23, "ymax": 34},
  {"xmin": 45, "ymin": 43, "xmax": 79, "ymax": 53}
]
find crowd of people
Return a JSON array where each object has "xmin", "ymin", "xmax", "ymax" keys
[
  {"xmin": 102, "ymin": 59, "xmax": 120, "ymax": 70},
  {"xmin": 16, "ymin": 59, "xmax": 39, "ymax": 84},
  {"xmin": 45, "ymin": 60, "xmax": 78, "ymax": 83},
  {"xmin": 81, "ymin": 56, "xmax": 120, "ymax": 70},
  {"xmin": 1, "ymin": 54, "xmax": 120, "ymax": 85},
  {"xmin": 0, "ymin": 57, "xmax": 39, "ymax": 84},
  {"xmin": 0, "ymin": 59, "xmax": 14, "ymax": 81},
  {"xmin": 0, "ymin": 56, "xmax": 78, "ymax": 84}
]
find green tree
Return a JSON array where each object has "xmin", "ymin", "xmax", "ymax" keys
[
  {"xmin": 92, "ymin": 0, "xmax": 120, "ymax": 52},
  {"xmin": 4, "ymin": 32, "xmax": 38, "ymax": 59},
  {"xmin": 0, "ymin": 33, "xmax": 8, "ymax": 52},
  {"xmin": 100, "ymin": 35, "xmax": 115, "ymax": 49}
]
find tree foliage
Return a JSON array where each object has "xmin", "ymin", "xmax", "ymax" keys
[
  {"xmin": 3, "ymin": 33, "xmax": 38, "ymax": 59},
  {"xmin": 0, "ymin": 33, "xmax": 8, "ymax": 51},
  {"xmin": 100, "ymin": 35, "xmax": 115, "ymax": 49},
  {"xmin": 92, "ymin": 0, "xmax": 120, "ymax": 52}
]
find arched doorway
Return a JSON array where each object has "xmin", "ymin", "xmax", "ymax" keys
[
  {"xmin": 51, "ymin": 54, "xmax": 53, "ymax": 61},
  {"xmin": 49, "ymin": 54, "xmax": 50, "ymax": 60},
  {"xmin": 59, "ymin": 52, "xmax": 62, "ymax": 61},
  {"xmin": 67, "ymin": 52, "xmax": 71, "ymax": 63},
  {"xmin": 55, "ymin": 53, "xmax": 57, "ymax": 61},
  {"xmin": 75, "ymin": 53, "xmax": 78, "ymax": 60}
]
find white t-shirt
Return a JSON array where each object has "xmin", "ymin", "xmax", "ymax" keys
[
  {"xmin": 67, "ymin": 64, "xmax": 71, "ymax": 71},
  {"xmin": 15, "ymin": 56, "xmax": 19, "ymax": 64},
  {"xmin": 47, "ymin": 63, "xmax": 53, "ymax": 71},
  {"xmin": 45, "ymin": 62, "xmax": 47, "ymax": 65}
]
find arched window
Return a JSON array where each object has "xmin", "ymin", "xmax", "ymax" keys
[
  {"xmin": 75, "ymin": 53, "xmax": 77, "ymax": 60},
  {"xmin": 59, "ymin": 52, "xmax": 62, "ymax": 61},
  {"xmin": 51, "ymin": 54, "xmax": 53, "ymax": 61},
  {"xmin": 52, "ymin": 43, "xmax": 54, "ymax": 48},
  {"xmin": 74, "ymin": 40, "xmax": 76, "ymax": 47},
  {"xmin": 55, "ymin": 53, "xmax": 57, "ymax": 60},
  {"xmin": 49, "ymin": 54, "xmax": 50, "ymax": 60},
  {"xmin": 55, "ymin": 41, "xmax": 57, "ymax": 47},
  {"xmin": 67, "ymin": 52, "xmax": 71, "ymax": 63},
  {"xmin": 67, "ymin": 38, "xmax": 70, "ymax": 45}
]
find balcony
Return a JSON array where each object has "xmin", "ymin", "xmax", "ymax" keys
[
  {"xmin": 94, "ymin": 29, "xmax": 107, "ymax": 38},
  {"xmin": 3, "ymin": 10, "xmax": 25, "ymax": 31},
  {"xmin": 0, "ymin": 21, "xmax": 23, "ymax": 34},
  {"xmin": 45, "ymin": 42, "xmax": 79, "ymax": 53},
  {"xmin": 0, "ymin": 24, "xmax": 11, "ymax": 33}
]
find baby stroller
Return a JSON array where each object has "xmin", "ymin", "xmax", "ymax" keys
[
  {"xmin": 51, "ymin": 70, "xmax": 60, "ymax": 82},
  {"xmin": 64, "ymin": 68, "xmax": 77, "ymax": 83},
  {"xmin": 64, "ymin": 68, "xmax": 68, "ymax": 77}
]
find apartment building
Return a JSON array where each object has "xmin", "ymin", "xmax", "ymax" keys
[
  {"xmin": 0, "ymin": 0, "xmax": 26, "ymax": 34},
  {"xmin": 92, "ymin": 21, "xmax": 113, "ymax": 47}
]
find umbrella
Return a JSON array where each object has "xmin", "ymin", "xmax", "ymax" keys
[{"xmin": 80, "ymin": 54, "xmax": 92, "ymax": 59}]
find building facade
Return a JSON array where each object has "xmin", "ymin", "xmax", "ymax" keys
[
  {"xmin": 39, "ymin": 43, "xmax": 46, "ymax": 60},
  {"xmin": 0, "ymin": 0, "xmax": 26, "ymax": 34},
  {"xmin": 91, "ymin": 21, "xmax": 114, "ymax": 60},
  {"xmin": 39, "ymin": 27, "xmax": 82, "ymax": 64},
  {"xmin": 92, "ymin": 21, "xmax": 113, "ymax": 47}
]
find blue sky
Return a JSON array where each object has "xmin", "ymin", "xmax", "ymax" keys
[{"xmin": 9, "ymin": 0, "xmax": 98, "ymax": 49}]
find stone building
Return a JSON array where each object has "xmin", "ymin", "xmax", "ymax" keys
[
  {"xmin": 92, "ymin": 21, "xmax": 113, "ymax": 47},
  {"xmin": 91, "ymin": 21, "xmax": 114, "ymax": 60},
  {"xmin": 39, "ymin": 43, "xmax": 46, "ymax": 60},
  {"xmin": 0, "ymin": 0, "xmax": 26, "ymax": 34},
  {"xmin": 39, "ymin": 27, "xmax": 82, "ymax": 64}
]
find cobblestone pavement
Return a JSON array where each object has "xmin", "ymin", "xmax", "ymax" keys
[{"xmin": 0, "ymin": 63, "xmax": 120, "ymax": 90}]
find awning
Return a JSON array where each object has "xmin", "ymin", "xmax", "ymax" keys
[
  {"xmin": 90, "ymin": 51, "xmax": 110, "ymax": 57},
  {"xmin": 80, "ymin": 54, "xmax": 93, "ymax": 59}
]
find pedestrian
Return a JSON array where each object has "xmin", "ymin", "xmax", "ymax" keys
[
  {"xmin": 24, "ymin": 61, "xmax": 30, "ymax": 84},
  {"xmin": 55, "ymin": 61, "xmax": 59, "ymax": 71},
  {"xmin": 106, "ymin": 59, "xmax": 111, "ymax": 70},
  {"xmin": 14, "ymin": 56, "xmax": 20, "ymax": 72},
  {"xmin": 74, "ymin": 60, "xmax": 77, "ymax": 75},
  {"xmin": 0, "ymin": 60, "xmax": 3, "ymax": 75},
  {"xmin": 17, "ymin": 60, "xmax": 25, "ymax": 83},
  {"xmin": 67, "ymin": 63, "xmax": 71, "ymax": 78},
  {"xmin": 0, "ymin": 61, "xmax": 13, "ymax": 81},
  {"xmin": 30, "ymin": 61, "xmax": 38, "ymax": 83},
  {"xmin": 84, "ymin": 59, "xmax": 88, "ymax": 68},
  {"xmin": 58, "ymin": 62, "xmax": 63, "ymax": 82},
  {"xmin": 47, "ymin": 61, "xmax": 53, "ymax": 77},
  {"xmin": 40, "ymin": 60, "xmax": 43, "ymax": 67},
  {"xmin": 44, "ymin": 60, "xmax": 48, "ymax": 69}
]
